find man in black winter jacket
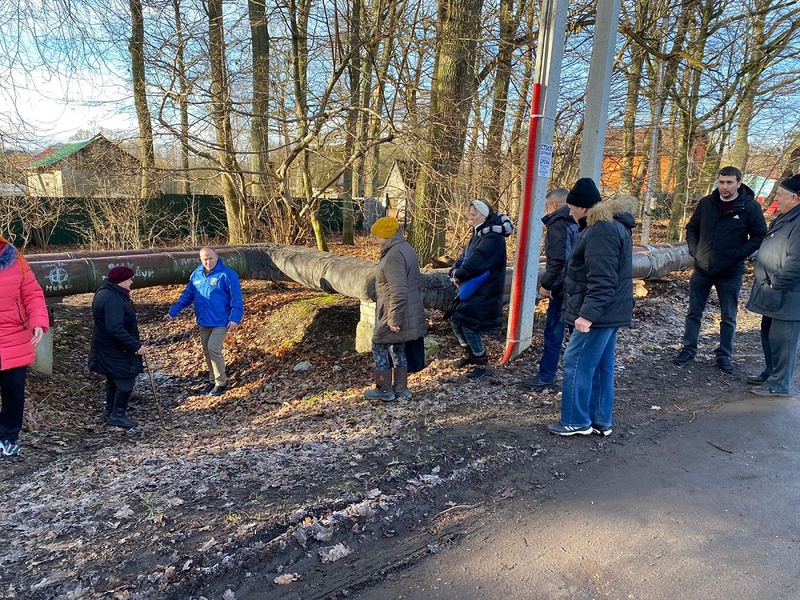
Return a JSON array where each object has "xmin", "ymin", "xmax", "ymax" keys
[
  {"xmin": 673, "ymin": 165, "xmax": 767, "ymax": 373},
  {"xmin": 547, "ymin": 178, "xmax": 635, "ymax": 437},
  {"xmin": 522, "ymin": 188, "xmax": 577, "ymax": 390}
]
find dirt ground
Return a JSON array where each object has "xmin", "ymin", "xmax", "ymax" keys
[{"xmin": 0, "ymin": 252, "xmax": 765, "ymax": 599}]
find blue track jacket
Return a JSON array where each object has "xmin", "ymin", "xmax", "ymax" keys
[{"xmin": 169, "ymin": 259, "xmax": 244, "ymax": 327}]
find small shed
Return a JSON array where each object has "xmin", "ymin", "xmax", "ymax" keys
[
  {"xmin": 19, "ymin": 134, "xmax": 141, "ymax": 198},
  {"xmin": 379, "ymin": 159, "xmax": 419, "ymax": 224}
]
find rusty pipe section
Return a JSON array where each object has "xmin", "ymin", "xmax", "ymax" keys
[{"xmin": 27, "ymin": 242, "xmax": 691, "ymax": 310}]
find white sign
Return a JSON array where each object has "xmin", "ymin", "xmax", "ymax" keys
[{"xmin": 538, "ymin": 144, "xmax": 553, "ymax": 178}]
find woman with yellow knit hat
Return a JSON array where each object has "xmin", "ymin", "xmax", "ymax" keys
[
  {"xmin": 0, "ymin": 235, "xmax": 49, "ymax": 456},
  {"xmin": 365, "ymin": 217, "xmax": 427, "ymax": 401}
]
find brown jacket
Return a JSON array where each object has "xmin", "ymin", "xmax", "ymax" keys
[{"xmin": 373, "ymin": 232, "xmax": 427, "ymax": 345}]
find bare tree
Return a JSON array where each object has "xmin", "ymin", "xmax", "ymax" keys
[
  {"xmin": 408, "ymin": 0, "xmax": 485, "ymax": 266},
  {"xmin": 129, "ymin": 0, "xmax": 157, "ymax": 200},
  {"xmin": 206, "ymin": 0, "xmax": 250, "ymax": 243}
]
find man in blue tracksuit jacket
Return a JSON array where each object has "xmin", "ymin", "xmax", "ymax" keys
[{"xmin": 166, "ymin": 247, "xmax": 244, "ymax": 396}]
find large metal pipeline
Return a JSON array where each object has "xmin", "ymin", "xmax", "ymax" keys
[
  {"xmin": 26, "ymin": 242, "xmax": 692, "ymax": 311},
  {"xmin": 25, "ymin": 242, "xmax": 692, "ymax": 373},
  {"xmin": 23, "ymin": 245, "xmax": 241, "ymax": 262}
]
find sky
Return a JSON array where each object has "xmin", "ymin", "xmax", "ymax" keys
[{"xmin": 0, "ymin": 67, "xmax": 137, "ymax": 152}]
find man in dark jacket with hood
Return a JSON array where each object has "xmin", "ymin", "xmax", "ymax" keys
[
  {"xmin": 548, "ymin": 178, "xmax": 635, "ymax": 437},
  {"xmin": 745, "ymin": 175, "xmax": 800, "ymax": 396},
  {"xmin": 673, "ymin": 166, "xmax": 767, "ymax": 373},
  {"xmin": 522, "ymin": 187, "xmax": 577, "ymax": 390}
]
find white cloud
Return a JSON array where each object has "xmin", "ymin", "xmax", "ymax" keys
[{"xmin": 0, "ymin": 67, "xmax": 136, "ymax": 149}]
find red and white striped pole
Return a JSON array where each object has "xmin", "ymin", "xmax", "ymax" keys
[{"xmin": 502, "ymin": 0, "xmax": 568, "ymax": 363}]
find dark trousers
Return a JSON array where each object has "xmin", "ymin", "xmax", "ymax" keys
[
  {"xmin": 0, "ymin": 367, "xmax": 28, "ymax": 442},
  {"xmin": 538, "ymin": 294, "xmax": 567, "ymax": 384},
  {"xmin": 106, "ymin": 376, "xmax": 135, "ymax": 409},
  {"xmin": 681, "ymin": 270, "xmax": 742, "ymax": 358},
  {"xmin": 759, "ymin": 316, "xmax": 800, "ymax": 394}
]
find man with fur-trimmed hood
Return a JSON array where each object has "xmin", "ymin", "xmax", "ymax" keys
[{"xmin": 547, "ymin": 178, "xmax": 636, "ymax": 437}]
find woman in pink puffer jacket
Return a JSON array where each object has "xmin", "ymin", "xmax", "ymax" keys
[{"xmin": 0, "ymin": 236, "xmax": 49, "ymax": 456}]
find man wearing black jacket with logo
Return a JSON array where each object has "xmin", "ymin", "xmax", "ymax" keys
[{"xmin": 673, "ymin": 166, "xmax": 767, "ymax": 373}]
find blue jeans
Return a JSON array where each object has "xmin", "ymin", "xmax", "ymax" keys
[
  {"xmin": 451, "ymin": 321, "xmax": 485, "ymax": 356},
  {"xmin": 538, "ymin": 294, "xmax": 567, "ymax": 383},
  {"xmin": 560, "ymin": 327, "xmax": 618, "ymax": 428},
  {"xmin": 759, "ymin": 316, "xmax": 800, "ymax": 394},
  {"xmin": 681, "ymin": 271, "xmax": 742, "ymax": 358},
  {"xmin": 0, "ymin": 367, "xmax": 27, "ymax": 442}
]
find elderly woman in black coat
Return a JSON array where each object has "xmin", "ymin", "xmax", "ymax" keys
[
  {"xmin": 449, "ymin": 199, "xmax": 513, "ymax": 379},
  {"xmin": 89, "ymin": 266, "xmax": 149, "ymax": 428}
]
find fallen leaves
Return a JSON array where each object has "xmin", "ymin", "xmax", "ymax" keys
[{"xmin": 0, "ymin": 266, "xmax": 758, "ymax": 599}]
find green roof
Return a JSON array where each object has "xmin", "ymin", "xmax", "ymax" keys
[{"xmin": 18, "ymin": 137, "xmax": 98, "ymax": 169}]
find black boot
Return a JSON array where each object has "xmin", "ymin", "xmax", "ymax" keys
[
  {"xmin": 393, "ymin": 367, "xmax": 411, "ymax": 399},
  {"xmin": 364, "ymin": 370, "xmax": 396, "ymax": 401},
  {"xmin": 450, "ymin": 346, "xmax": 475, "ymax": 369},
  {"xmin": 107, "ymin": 391, "xmax": 138, "ymax": 429},
  {"xmin": 466, "ymin": 353, "xmax": 489, "ymax": 379},
  {"xmin": 102, "ymin": 381, "xmax": 116, "ymax": 423}
]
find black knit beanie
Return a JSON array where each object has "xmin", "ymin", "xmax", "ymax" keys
[
  {"xmin": 567, "ymin": 177, "xmax": 602, "ymax": 209},
  {"xmin": 780, "ymin": 174, "xmax": 800, "ymax": 195}
]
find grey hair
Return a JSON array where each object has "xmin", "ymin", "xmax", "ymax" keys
[{"xmin": 545, "ymin": 187, "xmax": 569, "ymax": 205}]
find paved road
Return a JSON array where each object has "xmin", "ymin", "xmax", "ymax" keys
[{"xmin": 354, "ymin": 395, "xmax": 800, "ymax": 599}]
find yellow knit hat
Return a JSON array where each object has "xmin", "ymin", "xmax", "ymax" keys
[{"xmin": 370, "ymin": 216, "xmax": 400, "ymax": 239}]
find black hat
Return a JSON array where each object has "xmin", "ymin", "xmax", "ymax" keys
[
  {"xmin": 567, "ymin": 177, "xmax": 602, "ymax": 209},
  {"xmin": 780, "ymin": 174, "xmax": 800, "ymax": 196}
]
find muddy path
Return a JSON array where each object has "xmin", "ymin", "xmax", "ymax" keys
[{"xmin": 0, "ymin": 270, "xmax": 766, "ymax": 600}]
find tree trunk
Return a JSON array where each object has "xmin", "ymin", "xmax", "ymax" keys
[
  {"xmin": 172, "ymin": 0, "xmax": 191, "ymax": 196},
  {"xmin": 508, "ymin": 29, "xmax": 534, "ymax": 215},
  {"xmin": 207, "ymin": 0, "xmax": 250, "ymax": 243},
  {"xmin": 408, "ymin": 0, "xmax": 484, "ymax": 265},
  {"xmin": 364, "ymin": 0, "xmax": 402, "ymax": 198},
  {"xmin": 129, "ymin": 0, "xmax": 156, "ymax": 201},
  {"xmin": 619, "ymin": 45, "xmax": 643, "ymax": 195},
  {"xmin": 341, "ymin": 0, "xmax": 363, "ymax": 245},
  {"xmin": 289, "ymin": 0, "xmax": 327, "ymax": 250},
  {"xmin": 249, "ymin": 0, "xmax": 272, "ymax": 201},
  {"xmin": 481, "ymin": 0, "xmax": 517, "ymax": 206}
]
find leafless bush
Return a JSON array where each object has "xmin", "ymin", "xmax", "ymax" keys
[
  {"xmin": 0, "ymin": 194, "xmax": 76, "ymax": 249},
  {"xmin": 85, "ymin": 197, "xmax": 149, "ymax": 249}
]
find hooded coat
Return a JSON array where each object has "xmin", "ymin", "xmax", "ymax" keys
[
  {"xmin": 89, "ymin": 280, "xmax": 143, "ymax": 379},
  {"xmin": 0, "ymin": 242, "xmax": 49, "ymax": 371},
  {"xmin": 451, "ymin": 213, "xmax": 513, "ymax": 331},
  {"xmin": 561, "ymin": 196, "xmax": 636, "ymax": 328},
  {"xmin": 746, "ymin": 203, "xmax": 800, "ymax": 321},
  {"xmin": 685, "ymin": 183, "xmax": 767, "ymax": 276},
  {"xmin": 540, "ymin": 204, "xmax": 578, "ymax": 295},
  {"xmin": 373, "ymin": 232, "xmax": 428, "ymax": 345}
]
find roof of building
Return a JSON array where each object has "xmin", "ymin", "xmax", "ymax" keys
[
  {"xmin": 18, "ymin": 135, "xmax": 104, "ymax": 169},
  {"xmin": 382, "ymin": 159, "xmax": 420, "ymax": 192}
]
